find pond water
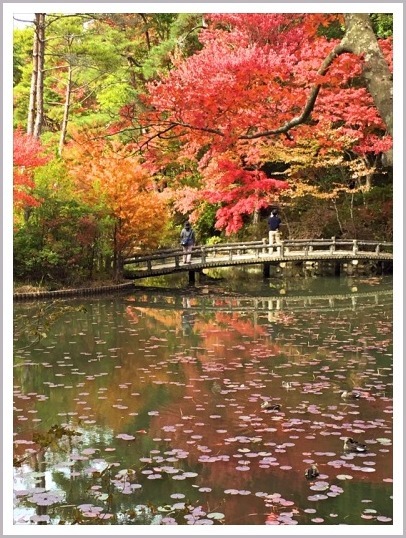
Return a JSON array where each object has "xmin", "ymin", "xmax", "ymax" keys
[{"xmin": 12, "ymin": 271, "xmax": 394, "ymax": 527}]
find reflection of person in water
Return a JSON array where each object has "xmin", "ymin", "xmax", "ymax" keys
[
  {"xmin": 267, "ymin": 298, "xmax": 281, "ymax": 323},
  {"xmin": 181, "ymin": 309, "xmax": 196, "ymax": 336}
]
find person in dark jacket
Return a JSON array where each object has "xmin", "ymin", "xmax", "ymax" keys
[
  {"xmin": 268, "ymin": 209, "xmax": 281, "ymax": 247},
  {"xmin": 180, "ymin": 221, "xmax": 196, "ymax": 263}
]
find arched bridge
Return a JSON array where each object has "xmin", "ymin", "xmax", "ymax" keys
[{"xmin": 123, "ymin": 238, "xmax": 392, "ymax": 281}]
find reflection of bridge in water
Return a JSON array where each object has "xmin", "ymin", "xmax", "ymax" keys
[{"xmin": 127, "ymin": 288, "xmax": 393, "ymax": 314}]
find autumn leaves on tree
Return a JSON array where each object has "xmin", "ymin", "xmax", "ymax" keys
[
  {"xmin": 132, "ymin": 13, "xmax": 392, "ymax": 233},
  {"xmin": 13, "ymin": 12, "xmax": 393, "ymax": 281}
]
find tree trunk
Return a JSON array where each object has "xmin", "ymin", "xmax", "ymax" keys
[
  {"xmin": 33, "ymin": 13, "xmax": 45, "ymax": 139},
  {"xmin": 342, "ymin": 14, "xmax": 393, "ymax": 137},
  {"xmin": 238, "ymin": 14, "xmax": 393, "ymax": 167},
  {"xmin": 58, "ymin": 64, "xmax": 72, "ymax": 156},
  {"xmin": 27, "ymin": 14, "xmax": 40, "ymax": 135},
  {"xmin": 341, "ymin": 14, "xmax": 393, "ymax": 166}
]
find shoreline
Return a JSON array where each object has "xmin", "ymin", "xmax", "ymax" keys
[{"xmin": 13, "ymin": 281, "xmax": 136, "ymax": 301}]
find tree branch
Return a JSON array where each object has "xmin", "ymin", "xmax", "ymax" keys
[
  {"xmin": 240, "ymin": 43, "xmax": 346, "ymax": 139},
  {"xmin": 139, "ymin": 42, "xmax": 347, "ymax": 146}
]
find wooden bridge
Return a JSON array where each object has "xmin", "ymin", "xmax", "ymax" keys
[{"xmin": 123, "ymin": 238, "xmax": 393, "ymax": 282}]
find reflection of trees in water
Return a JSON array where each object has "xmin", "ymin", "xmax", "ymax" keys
[
  {"xmin": 13, "ymin": 286, "xmax": 393, "ymax": 524},
  {"xmin": 14, "ymin": 302, "xmax": 87, "ymax": 349}
]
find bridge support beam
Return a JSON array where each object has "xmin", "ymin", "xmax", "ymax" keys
[
  {"xmin": 188, "ymin": 270, "xmax": 196, "ymax": 285},
  {"xmin": 334, "ymin": 262, "xmax": 341, "ymax": 276},
  {"xmin": 263, "ymin": 262, "xmax": 271, "ymax": 279}
]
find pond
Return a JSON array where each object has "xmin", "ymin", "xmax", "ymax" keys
[{"xmin": 12, "ymin": 271, "xmax": 394, "ymax": 527}]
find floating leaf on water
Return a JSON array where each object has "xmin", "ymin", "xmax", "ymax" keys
[
  {"xmin": 30, "ymin": 513, "xmax": 51, "ymax": 524},
  {"xmin": 336, "ymin": 474, "xmax": 353, "ymax": 480},
  {"xmin": 172, "ymin": 502, "xmax": 186, "ymax": 510},
  {"xmin": 161, "ymin": 517, "xmax": 178, "ymax": 525},
  {"xmin": 115, "ymin": 433, "xmax": 135, "ymax": 441},
  {"xmin": 310, "ymin": 483, "xmax": 330, "ymax": 492},
  {"xmin": 94, "ymin": 493, "xmax": 109, "ymax": 501},
  {"xmin": 377, "ymin": 516, "xmax": 392, "ymax": 522},
  {"xmin": 157, "ymin": 505, "xmax": 173, "ymax": 512},
  {"xmin": 207, "ymin": 512, "xmax": 225, "ymax": 520},
  {"xmin": 376, "ymin": 438, "xmax": 392, "ymax": 445},
  {"xmin": 307, "ymin": 494, "xmax": 328, "ymax": 501}
]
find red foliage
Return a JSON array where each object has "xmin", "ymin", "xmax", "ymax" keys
[
  {"xmin": 13, "ymin": 129, "xmax": 49, "ymax": 209},
  {"xmin": 201, "ymin": 160, "xmax": 288, "ymax": 234},
  {"xmin": 124, "ymin": 14, "xmax": 392, "ymax": 232}
]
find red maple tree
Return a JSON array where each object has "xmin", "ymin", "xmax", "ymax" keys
[{"xmin": 120, "ymin": 13, "xmax": 392, "ymax": 233}]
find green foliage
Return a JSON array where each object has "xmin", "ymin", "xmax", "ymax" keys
[
  {"xmin": 317, "ymin": 19, "xmax": 345, "ymax": 40},
  {"xmin": 192, "ymin": 201, "xmax": 219, "ymax": 240},
  {"xmin": 370, "ymin": 14, "xmax": 393, "ymax": 38},
  {"xmin": 205, "ymin": 235, "xmax": 223, "ymax": 246},
  {"xmin": 142, "ymin": 13, "xmax": 204, "ymax": 79},
  {"xmin": 13, "ymin": 182, "xmax": 110, "ymax": 284},
  {"xmin": 13, "ymin": 27, "xmax": 34, "ymax": 86},
  {"xmin": 96, "ymin": 76, "xmax": 138, "ymax": 117}
]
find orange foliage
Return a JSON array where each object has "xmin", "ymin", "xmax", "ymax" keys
[{"xmin": 65, "ymin": 129, "xmax": 168, "ymax": 255}]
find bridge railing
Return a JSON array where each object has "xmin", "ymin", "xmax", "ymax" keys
[{"xmin": 123, "ymin": 238, "xmax": 392, "ymax": 272}]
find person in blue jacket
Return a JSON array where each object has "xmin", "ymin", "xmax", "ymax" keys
[
  {"xmin": 268, "ymin": 209, "xmax": 282, "ymax": 251},
  {"xmin": 180, "ymin": 221, "xmax": 196, "ymax": 264}
]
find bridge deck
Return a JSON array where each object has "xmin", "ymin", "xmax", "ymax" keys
[{"xmin": 123, "ymin": 239, "xmax": 393, "ymax": 279}]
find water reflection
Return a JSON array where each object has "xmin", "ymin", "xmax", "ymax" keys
[{"xmin": 13, "ymin": 276, "xmax": 393, "ymax": 526}]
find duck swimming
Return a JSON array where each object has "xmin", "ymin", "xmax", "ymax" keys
[
  {"xmin": 343, "ymin": 437, "xmax": 367, "ymax": 452},
  {"xmin": 304, "ymin": 464, "xmax": 319, "ymax": 479},
  {"xmin": 341, "ymin": 390, "xmax": 361, "ymax": 399},
  {"xmin": 261, "ymin": 402, "xmax": 281, "ymax": 411}
]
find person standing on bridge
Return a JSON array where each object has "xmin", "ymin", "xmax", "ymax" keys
[
  {"xmin": 268, "ymin": 209, "xmax": 282, "ymax": 252},
  {"xmin": 180, "ymin": 220, "xmax": 196, "ymax": 264}
]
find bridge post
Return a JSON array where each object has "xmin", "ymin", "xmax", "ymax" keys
[
  {"xmin": 352, "ymin": 240, "xmax": 358, "ymax": 254},
  {"xmin": 330, "ymin": 236, "xmax": 336, "ymax": 253},
  {"xmin": 263, "ymin": 262, "xmax": 271, "ymax": 278},
  {"xmin": 188, "ymin": 270, "xmax": 196, "ymax": 285},
  {"xmin": 375, "ymin": 244, "xmax": 381, "ymax": 254},
  {"xmin": 201, "ymin": 247, "xmax": 206, "ymax": 263}
]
